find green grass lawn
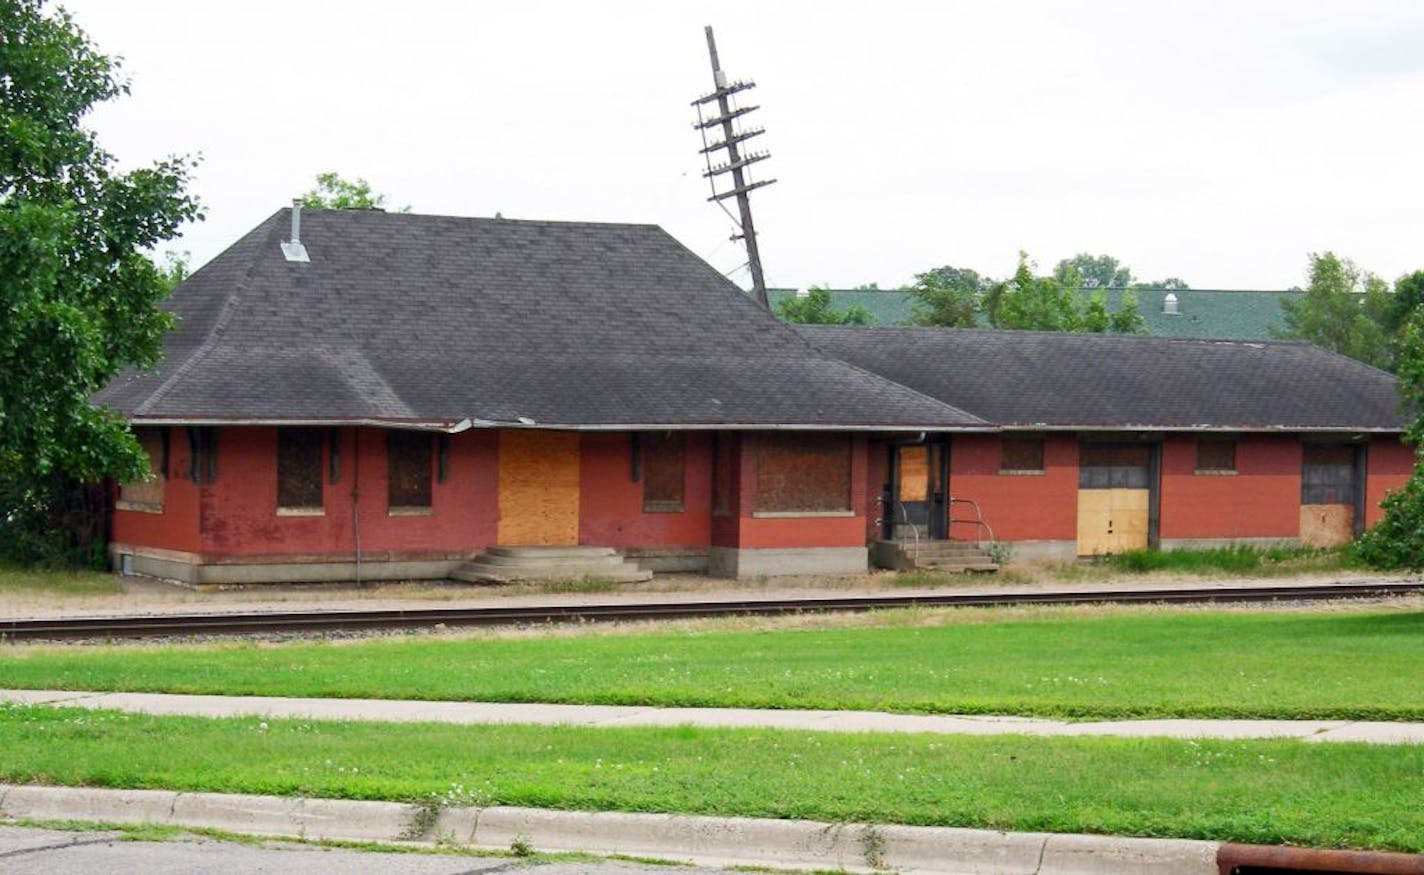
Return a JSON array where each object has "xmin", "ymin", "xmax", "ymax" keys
[
  {"xmin": 2, "ymin": 705, "xmax": 1420, "ymax": 852},
  {"xmin": 0, "ymin": 562, "xmax": 121, "ymax": 596},
  {"xmin": 3, "ymin": 605, "xmax": 1422, "ymax": 720}
]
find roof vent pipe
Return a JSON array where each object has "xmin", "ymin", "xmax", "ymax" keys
[
  {"xmin": 281, "ymin": 200, "xmax": 310, "ymax": 263},
  {"xmin": 1163, "ymin": 292, "xmax": 1179, "ymax": 315}
]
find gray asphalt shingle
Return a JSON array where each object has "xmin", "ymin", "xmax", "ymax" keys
[
  {"xmin": 797, "ymin": 325, "xmax": 1406, "ymax": 432},
  {"xmin": 97, "ymin": 209, "xmax": 983, "ymax": 430}
]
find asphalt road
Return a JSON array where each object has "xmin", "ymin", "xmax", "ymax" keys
[{"xmin": 0, "ymin": 825, "xmax": 735, "ymax": 875}]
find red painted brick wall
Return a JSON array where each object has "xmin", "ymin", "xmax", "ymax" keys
[
  {"xmin": 1159, "ymin": 434, "xmax": 1302, "ymax": 540},
  {"xmin": 715, "ymin": 433, "xmax": 870, "ymax": 549},
  {"xmin": 1366, "ymin": 435, "xmax": 1415, "ymax": 527},
  {"xmin": 195, "ymin": 426, "xmax": 499, "ymax": 561},
  {"xmin": 111, "ymin": 426, "xmax": 203, "ymax": 554},
  {"xmin": 578, "ymin": 433, "xmax": 713, "ymax": 548},
  {"xmin": 948, "ymin": 434, "xmax": 1078, "ymax": 541}
]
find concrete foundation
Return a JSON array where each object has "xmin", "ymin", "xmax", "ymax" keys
[
  {"xmin": 621, "ymin": 547, "xmax": 710, "ymax": 573},
  {"xmin": 998, "ymin": 540, "xmax": 1078, "ymax": 563},
  {"xmin": 708, "ymin": 546, "xmax": 868, "ymax": 578},
  {"xmin": 110, "ymin": 547, "xmax": 461, "ymax": 586}
]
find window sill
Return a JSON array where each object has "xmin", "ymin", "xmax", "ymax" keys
[
  {"xmin": 752, "ymin": 510, "xmax": 854, "ymax": 519},
  {"xmin": 998, "ymin": 469, "xmax": 1045, "ymax": 476},
  {"xmin": 643, "ymin": 502, "xmax": 685, "ymax": 514},
  {"xmin": 1194, "ymin": 469, "xmax": 1237, "ymax": 476},
  {"xmin": 389, "ymin": 507, "xmax": 433, "ymax": 517},
  {"xmin": 276, "ymin": 507, "xmax": 325, "ymax": 517},
  {"xmin": 116, "ymin": 501, "xmax": 163, "ymax": 514}
]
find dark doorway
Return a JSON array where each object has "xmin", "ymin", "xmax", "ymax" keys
[{"xmin": 884, "ymin": 439, "xmax": 949, "ymax": 540}]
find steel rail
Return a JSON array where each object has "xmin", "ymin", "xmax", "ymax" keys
[{"xmin": 1, "ymin": 580, "xmax": 1420, "ymax": 643}]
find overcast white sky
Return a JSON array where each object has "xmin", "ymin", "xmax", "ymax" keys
[{"xmin": 60, "ymin": 0, "xmax": 1424, "ymax": 290}]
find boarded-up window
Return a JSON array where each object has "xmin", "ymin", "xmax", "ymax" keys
[
  {"xmin": 712, "ymin": 434, "xmax": 736, "ymax": 515},
  {"xmin": 756, "ymin": 434, "xmax": 851, "ymax": 513},
  {"xmin": 1000, "ymin": 437, "xmax": 1044, "ymax": 473},
  {"xmin": 1196, "ymin": 438, "xmax": 1236, "ymax": 473},
  {"xmin": 1079, "ymin": 442, "xmax": 1151, "ymax": 489},
  {"xmin": 388, "ymin": 431, "xmax": 432, "ymax": 509},
  {"xmin": 277, "ymin": 428, "xmax": 323, "ymax": 511},
  {"xmin": 118, "ymin": 428, "xmax": 166, "ymax": 510},
  {"xmin": 1302, "ymin": 444, "xmax": 1355, "ymax": 505},
  {"xmin": 643, "ymin": 432, "xmax": 685, "ymax": 512}
]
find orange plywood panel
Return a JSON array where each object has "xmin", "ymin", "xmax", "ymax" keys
[
  {"xmin": 1300, "ymin": 504, "xmax": 1352, "ymax": 547},
  {"xmin": 1077, "ymin": 489, "xmax": 1149, "ymax": 556},
  {"xmin": 898, "ymin": 446, "xmax": 929, "ymax": 502},
  {"xmin": 498, "ymin": 431, "xmax": 580, "ymax": 546}
]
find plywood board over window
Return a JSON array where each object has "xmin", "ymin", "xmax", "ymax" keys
[
  {"xmin": 755, "ymin": 434, "xmax": 851, "ymax": 514},
  {"xmin": 117, "ymin": 428, "xmax": 166, "ymax": 512},
  {"xmin": 642, "ymin": 432, "xmax": 685, "ymax": 512},
  {"xmin": 277, "ymin": 428, "xmax": 323, "ymax": 514},
  {"xmin": 498, "ymin": 431, "xmax": 579, "ymax": 545},
  {"xmin": 1000, "ymin": 437, "xmax": 1044, "ymax": 474},
  {"xmin": 1196, "ymin": 438, "xmax": 1236, "ymax": 474},
  {"xmin": 388, "ymin": 431, "xmax": 432, "ymax": 513}
]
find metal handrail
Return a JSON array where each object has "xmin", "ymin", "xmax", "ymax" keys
[
  {"xmin": 874, "ymin": 495, "xmax": 921, "ymax": 562},
  {"xmin": 948, "ymin": 496, "xmax": 995, "ymax": 550}
]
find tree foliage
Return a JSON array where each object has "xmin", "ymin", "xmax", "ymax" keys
[
  {"xmin": 907, "ymin": 266, "xmax": 986, "ymax": 328},
  {"xmin": 299, "ymin": 171, "xmax": 399, "ymax": 210},
  {"xmin": 774, "ymin": 286, "xmax": 872, "ymax": 325},
  {"xmin": 0, "ymin": 0, "xmax": 200, "ymax": 563},
  {"xmin": 1355, "ymin": 307, "xmax": 1424, "ymax": 569},
  {"xmin": 1277, "ymin": 252, "xmax": 1392, "ymax": 370},
  {"xmin": 987, "ymin": 253, "xmax": 1145, "ymax": 334},
  {"xmin": 1053, "ymin": 253, "xmax": 1134, "ymax": 289}
]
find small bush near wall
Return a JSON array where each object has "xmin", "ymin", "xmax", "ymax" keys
[{"xmin": 1354, "ymin": 464, "xmax": 1424, "ymax": 570}]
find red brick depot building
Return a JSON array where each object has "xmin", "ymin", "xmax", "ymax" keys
[{"xmin": 99, "ymin": 208, "xmax": 1411, "ymax": 582}]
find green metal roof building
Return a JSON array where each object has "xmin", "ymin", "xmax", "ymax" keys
[{"xmin": 767, "ymin": 287, "xmax": 1298, "ymax": 340}]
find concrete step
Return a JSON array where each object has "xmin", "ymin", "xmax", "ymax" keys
[
  {"xmin": 450, "ymin": 546, "xmax": 652, "ymax": 584},
  {"xmin": 872, "ymin": 540, "xmax": 1000, "ymax": 574},
  {"xmin": 916, "ymin": 559, "xmax": 1000, "ymax": 573},
  {"xmin": 903, "ymin": 544, "xmax": 987, "ymax": 556},
  {"xmin": 482, "ymin": 546, "xmax": 619, "ymax": 559}
]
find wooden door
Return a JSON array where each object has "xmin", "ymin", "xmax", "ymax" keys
[
  {"xmin": 497, "ymin": 431, "xmax": 580, "ymax": 546},
  {"xmin": 1077, "ymin": 488, "xmax": 1149, "ymax": 555},
  {"xmin": 1300, "ymin": 444, "xmax": 1362, "ymax": 547},
  {"xmin": 1077, "ymin": 442, "xmax": 1154, "ymax": 556}
]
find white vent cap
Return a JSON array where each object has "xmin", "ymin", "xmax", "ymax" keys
[{"xmin": 281, "ymin": 200, "xmax": 310, "ymax": 263}]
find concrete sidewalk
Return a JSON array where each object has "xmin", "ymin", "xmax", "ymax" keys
[
  {"xmin": 4, "ymin": 688, "xmax": 1421, "ymax": 743},
  {"xmin": 0, "ymin": 784, "xmax": 1223, "ymax": 874}
]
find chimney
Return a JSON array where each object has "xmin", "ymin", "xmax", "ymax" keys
[
  {"xmin": 281, "ymin": 200, "xmax": 310, "ymax": 263},
  {"xmin": 1163, "ymin": 292, "xmax": 1180, "ymax": 315}
]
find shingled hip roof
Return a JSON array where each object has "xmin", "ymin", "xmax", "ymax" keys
[
  {"xmin": 97, "ymin": 209, "xmax": 985, "ymax": 431},
  {"xmin": 797, "ymin": 325, "xmax": 1407, "ymax": 433}
]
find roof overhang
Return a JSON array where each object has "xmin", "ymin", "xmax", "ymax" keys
[
  {"xmin": 996, "ymin": 424, "xmax": 1405, "ymax": 435},
  {"xmin": 125, "ymin": 415, "xmax": 996, "ymax": 433}
]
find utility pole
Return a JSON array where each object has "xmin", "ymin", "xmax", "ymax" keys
[{"xmin": 692, "ymin": 25, "xmax": 776, "ymax": 308}]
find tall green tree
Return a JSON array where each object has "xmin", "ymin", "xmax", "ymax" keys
[
  {"xmin": 1278, "ymin": 252, "xmax": 1392, "ymax": 369},
  {"xmin": 774, "ymin": 286, "xmax": 872, "ymax": 325},
  {"xmin": 907, "ymin": 265, "xmax": 985, "ymax": 328},
  {"xmin": 1355, "ymin": 306, "xmax": 1424, "ymax": 569},
  {"xmin": 0, "ymin": 0, "xmax": 200, "ymax": 563},
  {"xmin": 990, "ymin": 252, "xmax": 1144, "ymax": 334},
  {"xmin": 299, "ymin": 172, "xmax": 399, "ymax": 210},
  {"xmin": 1384, "ymin": 270, "xmax": 1424, "ymax": 336}
]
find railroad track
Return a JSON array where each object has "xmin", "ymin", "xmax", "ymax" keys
[{"xmin": 2, "ymin": 579, "xmax": 1420, "ymax": 642}]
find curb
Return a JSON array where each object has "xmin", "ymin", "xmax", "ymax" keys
[{"xmin": 0, "ymin": 783, "xmax": 1219, "ymax": 874}]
